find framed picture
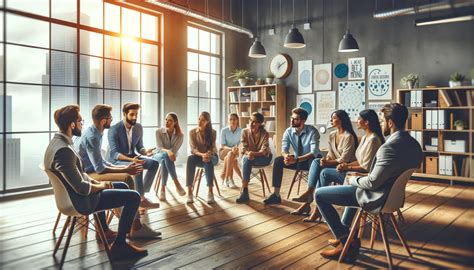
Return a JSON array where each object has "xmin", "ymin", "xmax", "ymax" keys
[
  {"xmin": 368, "ymin": 64, "xmax": 393, "ymax": 100},
  {"xmin": 348, "ymin": 57, "xmax": 365, "ymax": 80},
  {"xmin": 368, "ymin": 102, "xmax": 388, "ymax": 119},
  {"xmin": 298, "ymin": 60, "xmax": 313, "ymax": 94},
  {"xmin": 314, "ymin": 63, "xmax": 332, "ymax": 91},
  {"xmin": 316, "ymin": 91, "xmax": 336, "ymax": 125},
  {"xmin": 338, "ymin": 81, "xmax": 366, "ymax": 121},
  {"xmin": 296, "ymin": 94, "xmax": 315, "ymax": 125}
]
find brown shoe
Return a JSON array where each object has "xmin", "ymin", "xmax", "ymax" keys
[
  {"xmin": 290, "ymin": 203, "xmax": 311, "ymax": 216},
  {"xmin": 328, "ymin": 238, "xmax": 340, "ymax": 247},
  {"xmin": 96, "ymin": 229, "xmax": 118, "ymax": 243},
  {"xmin": 110, "ymin": 242, "xmax": 148, "ymax": 260},
  {"xmin": 303, "ymin": 208, "xmax": 322, "ymax": 223},
  {"xmin": 291, "ymin": 191, "xmax": 311, "ymax": 203},
  {"xmin": 140, "ymin": 197, "xmax": 160, "ymax": 209},
  {"xmin": 320, "ymin": 238, "xmax": 360, "ymax": 260}
]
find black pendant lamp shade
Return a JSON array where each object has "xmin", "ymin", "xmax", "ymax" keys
[
  {"xmin": 338, "ymin": 29, "xmax": 359, "ymax": 52},
  {"xmin": 248, "ymin": 38, "xmax": 267, "ymax": 58},
  {"xmin": 284, "ymin": 25, "xmax": 306, "ymax": 48}
]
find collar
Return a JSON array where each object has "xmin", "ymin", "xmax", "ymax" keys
[
  {"xmin": 56, "ymin": 132, "xmax": 74, "ymax": 146},
  {"xmin": 387, "ymin": 130, "xmax": 402, "ymax": 142},
  {"xmin": 228, "ymin": 126, "xmax": 241, "ymax": 133},
  {"xmin": 162, "ymin": 128, "xmax": 176, "ymax": 135},
  {"xmin": 291, "ymin": 125, "xmax": 309, "ymax": 136},
  {"xmin": 91, "ymin": 125, "xmax": 103, "ymax": 136}
]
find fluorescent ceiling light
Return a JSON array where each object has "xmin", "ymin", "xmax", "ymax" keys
[{"xmin": 415, "ymin": 14, "xmax": 474, "ymax": 26}]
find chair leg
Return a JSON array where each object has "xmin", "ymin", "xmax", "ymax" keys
[
  {"xmin": 339, "ymin": 209, "xmax": 363, "ymax": 263},
  {"xmin": 53, "ymin": 216, "xmax": 71, "ymax": 256},
  {"xmin": 213, "ymin": 175, "xmax": 221, "ymax": 196},
  {"xmin": 397, "ymin": 209, "xmax": 405, "ymax": 223},
  {"xmin": 286, "ymin": 170, "xmax": 300, "ymax": 199},
  {"xmin": 390, "ymin": 213, "xmax": 412, "ymax": 257},
  {"xmin": 53, "ymin": 211, "xmax": 62, "ymax": 234},
  {"xmin": 262, "ymin": 169, "xmax": 271, "ymax": 192},
  {"xmin": 106, "ymin": 210, "xmax": 113, "ymax": 225},
  {"xmin": 358, "ymin": 212, "xmax": 367, "ymax": 239},
  {"xmin": 93, "ymin": 213, "xmax": 112, "ymax": 262},
  {"xmin": 297, "ymin": 171, "xmax": 302, "ymax": 195},
  {"xmin": 259, "ymin": 169, "xmax": 266, "ymax": 197},
  {"xmin": 370, "ymin": 215, "xmax": 379, "ymax": 249},
  {"xmin": 378, "ymin": 214, "xmax": 393, "ymax": 268},
  {"xmin": 82, "ymin": 215, "xmax": 89, "ymax": 239},
  {"xmin": 195, "ymin": 169, "xmax": 203, "ymax": 197},
  {"xmin": 59, "ymin": 216, "xmax": 77, "ymax": 266},
  {"xmin": 155, "ymin": 166, "xmax": 162, "ymax": 196}
]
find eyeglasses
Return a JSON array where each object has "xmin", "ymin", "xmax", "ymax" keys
[{"xmin": 291, "ymin": 117, "xmax": 302, "ymax": 121}]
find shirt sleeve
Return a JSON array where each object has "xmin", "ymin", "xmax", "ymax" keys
[
  {"xmin": 240, "ymin": 129, "xmax": 249, "ymax": 155},
  {"xmin": 336, "ymin": 134, "xmax": 357, "ymax": 163},
  {"xmin": 53, "ymin": 148, "xmax": 91, "ymax": 196},
  {"xmin": 108, "ymin": 126, "xmax": 121, "ymax": 161},
  {"xmin": 359, "ymin": 136, "xmax": 382, "ymax": 172},
  {"xmin": 220, "ymin": 128, "xmax": 227, "ymax": 147},
  {"xmin": 85, "ymin": 136, "xmax": 106, "ymax": 174},
  {"xmin": 171, "ymin": 133, "xmax": 184, "ymax": 155},
  {"xmin": 210, "ymin": 130, "xmax": 217, "ymax": 154},
  {"xmin": 281, "ymin": 128, "xmax": 290, "ymax": 154},
  {"xmin": 135, "ymin": 124, "xmax": 145, "ymax": 154},
  {"xmin": 258, "ymin": 131, "xmax": 270, "ymax": 155},
  {"xmin": 327, "ymin": 133, "xmax": 336, "ymax": 160},
  {"xmin": 189, "ymin": 130, "xmax": 199, "ymax": 155},
  {"xmin": 155, "ymin": 129, "xmax": 164, "ymax": 153},
  {"xmin": 310, "ymin": 129, "xmax": 321, "ymax": 157}
]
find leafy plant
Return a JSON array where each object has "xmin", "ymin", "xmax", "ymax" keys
[
  {"xmin": 228, "ymin": 69, "xmax": 252, "ymax": 82},
  {"xmin": 266, "ymin": 71, "xmax": 275, "ymax": 78},
  {"xmin": 450, "ymin": 72, "xmax": 465, "ymax": 82},
  {"xmin": 268, "ymin": 88, "xmax": 276, "ymax": 96},
  {"xmin": 454, "ymin": 120, "xmax": 465, "ymax": 127},
  {"xmin": 400, "ymin": 74, "xmax": 419, "ymax": 87}
]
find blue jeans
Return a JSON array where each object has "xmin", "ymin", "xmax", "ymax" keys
[
  {"xmin": 242, "ymin": 154, "xmax": 272, "ymax": 182},
  {"xmin": 186, "ymin": 154, "xmax": 218, "ymax": 187},
  {"xmin": 315, "ymin": 185, "xmax": 359, "ymax": 242},
  {"xmin": 115, "ymin": 157, "xmax": 159, "ymax": 196},
  {"xmin": 94, "ymin": 182, "xmax": 140, "ymax": 245},
  {"xmin": 271, "ymin": 156, "xmax": 314, "ymax": 188},
  {"xmin": 319, "ymin": 168, "xmax": 347, "ymax": 187},
  {"xmin": 307, "ymin": 158, "xmax": 337, "ymax": 188},
  {"xmin": 152, "ymin": 152, "xmax": 178, "ymax": 186}
]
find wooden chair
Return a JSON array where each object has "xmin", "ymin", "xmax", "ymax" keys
[
  {"xmin": 43, "ymin": 168, "xmax": 112, "ymax": 266},
  {"xmin": 339, "ymin": 169, "xmax": 416, "ymax": 268},
  {"xmin": 286, "ymin": 169, "xmax": 309, "ymax": 199},
  {"xmin": 193, "ymin": 166, "xmax": 222, "ymax": 197},
  {"xmin": 249, "ymin": 165, "xmax": 272, "ymax": 197}
]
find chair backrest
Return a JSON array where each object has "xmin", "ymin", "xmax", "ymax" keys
[
  {"xmin": 42, "ymin": 167, "xmax": 81, "ymax": 217},
  {"xmin": 381, "ymin": 168, "xmax": 416, "ymax": 213}
]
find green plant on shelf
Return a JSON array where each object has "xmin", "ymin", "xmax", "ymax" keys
[
  {"xmin": 400, "ymin": 74, "xmax": 419, "ymax": 88},
  {"xmin": 227, "ymin": 69, "xmax": 252, "ymax": 82},
  {"xmin": 450, "ymin": 72, "xmax": 465, "ymax": 82},
  {"xmin": 454, "ymin": 120, "xmax": 465, "ymax": 130},
  {"xmin": 266, "ymin": 71, "xmax": 275, "ymax": 79}
]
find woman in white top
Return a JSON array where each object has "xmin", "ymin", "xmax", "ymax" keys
[
  {"xmin": 219, "ymin": 113, "xmax": 242, "ymax": 188},
  {"xmin": 153, "ymin": 112, "xmax": 185, "ymax": 200}
]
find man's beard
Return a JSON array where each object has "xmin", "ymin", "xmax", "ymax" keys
[
  {"xmin": 72, "ymin": 126, "xmax": 81, "ymax": 137},
  {"xmin": 126, "ymin": 118, "xmax": 136, "ymax": 126},
  {"xmin": 291, "ymin": 122, "xmax": 300, "ymax": 128},
  {"xmin": 104, "ymin": 122, "xmax": 111, "ymax": 129}
]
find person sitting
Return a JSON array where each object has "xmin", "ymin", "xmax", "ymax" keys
[
  {"xmin": 236, "ymin": 112, "xmax": 272, "ymax": 204},
  {"xmin": 292, "ymin": 110, "xmax": 358, "ymax": 222},
  {"xmin": 186, "ymin": 111, "xmax": 219, "ymax": 204},
  {"xmin": 316, "ymin": 103, "xmax": 422, "ymax": 260},
  {"xmin": 153, "ymin": 112, "xmax": 186, "ymax": 201},
  {"xmin": 75, "ymin": 104, "xmax": 142, "ymax": 190},
  {"xmin": 107, "ymin": 103, "xmax": 160, "ymax": 210},
  {"xmin": 44, "ymin": 105, "xmax": 160, "ymax": 260},
  {"xmin": 219, "ymin": 113, "xmax": 242, "ymax": 188},
  {"xmin": 263, "ymin": 107, "xmax": 320, "ymax": 205}
]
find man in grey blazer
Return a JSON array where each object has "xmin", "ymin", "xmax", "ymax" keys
[
  {"xmin": 315, "ymin": 103, "xmax": 422, "ymax": 260},
  {"xmin": 107, "ymin": 103, "xmax": 159, "ymax": 209}
]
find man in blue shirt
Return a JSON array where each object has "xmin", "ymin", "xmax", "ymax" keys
[
  {"xmin": 75, "ymin": 104, "xmax": 142, "ymax": 190},
  {"xmin": 264, "ymin": 107, "xmax": 321, "ymax": 205}
]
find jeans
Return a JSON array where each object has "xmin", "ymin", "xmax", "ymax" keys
[
  {"xmin": 315, "ymin": 185, "xmax": 359, "ymax": 241},
  {"xmin": 186, "ymin": 154, "xmax": 218, "ymax": 187},
  {"xmin": 272, "ymin": 156, "xmax": 314, "ymax": 188},
  {"xmin": 152, "ymin": 152, "xmax": 178, "ymax": 186},
  {"xmin": 93, "ymin": 182, "xmax": 140, "ymax": 245},
  {"xmin": 319, "ymin": 168, "xmax": 347, "ymax": 187},
  {"xmin": 242, "ymin": 154, "xmax": 272, "ymax": 182},
  {"xmin": 115, "ymin": 157, "xmax": 159, "ymax": 196},
  {"xmin": 307, "ymin": 158, "xmax": 338, "ymax": 189}
]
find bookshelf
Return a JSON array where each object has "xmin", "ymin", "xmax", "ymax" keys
[
  {"xmin": 397, "ymin": 86, "xmax": 474, "ymax": 184},
  {"xmin": 227, "ymin": 84, "xmax": 286, "ymax": 153}
]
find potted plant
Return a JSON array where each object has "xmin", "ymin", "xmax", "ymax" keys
[
  {"xmin": 266, "ymin": 72, "xmax": 275, "ymax": 84},
  {"xmin": 449, "ymin": 72, "xmax": 465, "ymax": 88},
  {"xmin": 470, "ymin": 68, "xmax": 474, "ymax": 85},
  {"xmin": 454, "ymin": 120, "xmax": 465, "ymax": 131},
  {"xmin": 268, "ymin": 88, "xmax": 276, "ymax": 101},
  {"xmin": 400, "ymin": 74, "xmax": 419, "ymax": 89},
  {"xmin": 255, "ymin": 78, "xmax": 263, "ymax": 85},
  {"xmin": 228, "ymin": 69, "xmax": 252, "ymax": 86}
]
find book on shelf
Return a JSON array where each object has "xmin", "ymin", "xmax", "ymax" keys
[
  {"xmin": 229, "ymin": 104, "xmax": 239, "ymax": 115},
  {"xmin": 250, "ymin": 90, "xmax": 260, "ymax": 102},
  {"xmin": 240, "ymin": 88, "xmax": 251, "ymax": 102},
  {"xmin": 466, "ymin": 90, "xmax": 472, "ymax": 107},
  {"xmin": 439, "ymin": 90, "xmax": 453, "ymax": 107},
  {"xmin": 409, "ymin": 131, "xmax": 422, "ymax": 147},
  {"xmin": 409, "ymin": 90, "xmax": 422, "ymax": 107},
  {"xmin": 470, "ymin": 158, "xmax": 474, "ymax": 178},
  {"xmin": 266, "ymin": 120, "xmax": 276, "ymax": 132},
  {"xmin": 269, "ymin": 105, "xmax": 276, "ymax": 117},
  {"xmin": 229, "ymin": 91, "xmax": 239, "ymax": 103}
]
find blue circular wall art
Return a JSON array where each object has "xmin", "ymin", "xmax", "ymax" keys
[
  {"xmin": 299, "ymin": 101, "xmax": 313, "ymax": 115},
  {"xmin": 334, "ymin": 63, "xmax": 348, "ymax": 78},
  {"xmin": 300, "ymin": 70, "xmax": 311, "ymax": 88}
]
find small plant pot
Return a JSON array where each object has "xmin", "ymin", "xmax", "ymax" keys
[
  {"xmin": 265, "ymin": 78, "xmax": 274, "ymax": 84},
  {"xmin": 449, "ymin": 81, "xmax": 462, "ymax": 88},
  {"xmin": 238, "ymin": 78, "xmax": 248, "ymax": 86},
  {"xmin": 455, "ymin": 125, "xmax": 464, "ymax": 131},
  {"xmin": 270, "ymin": 95, "xmax": 275, "ymax": 101},
  {"xmin": 407, "ymin": 80, "xmax": 416, "ymax": 89}
]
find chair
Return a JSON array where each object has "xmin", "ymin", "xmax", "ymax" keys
[
  {"xmin": 193, "ymin": 166, "xmax": 222, "ymax": 197},
  {"xmin": 43, "ymin": 168, "xmax": 112, "ymax": 266},
  {"xmin": 286, "ymin": 169, "xmax": 309, "ymax": 199},
  {"xmin": 153, "ymin": 165, "xmax": 162, "ymax": 196},
  {"xmin": 339, "ymin": 169, "xmax": 416, "ymax": 268},
  {"xmin": 247, "ymin": 137, "xmax": 277, "ymax": 197}
]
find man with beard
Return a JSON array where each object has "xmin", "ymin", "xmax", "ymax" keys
[
  {"xmin": 107, "ymin": 103, "xmax": 160, "ymax": 210},
  {"xmin": 75, "ymin": 104, "xmax": 142, "ymax": 189},
  {"xmin": 263, "ymin": 107, "xmax": 321, "ymax": 205},
  {"xmin": 316, "ymin": 103, "xmax": 422, "ymax": 261}
]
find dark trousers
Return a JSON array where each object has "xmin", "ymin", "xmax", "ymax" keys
[
  {"xmin": 94, "ymin": 182, "xmax": 140, "ymax": 244},
  {"xmin": 271, "ymin": 156, "xmax": 314, "ymax": 188}
]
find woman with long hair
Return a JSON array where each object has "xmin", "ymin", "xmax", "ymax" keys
[
  {"xmin": 186, "ymin": 111, "xmax": 218, "ymax": 204},
  {"xmin": 154, "ymin": 112, "xmax": 185, "ymax": 201},
  {"xmin": 291, "ymin": 110, "xmax": 358, "ymax": 221},
  {"xmin": 219, "ymin": 113, "xmax": 243, "ymax": 188}
]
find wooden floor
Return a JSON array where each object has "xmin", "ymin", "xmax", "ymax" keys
[{"xmin": 1, "ymin": 166, "xmax": 474, "ymax": 269}]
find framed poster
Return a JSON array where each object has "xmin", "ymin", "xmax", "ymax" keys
[
  {"xmin": 298, "ymin": 60, "xmax": 313, "ymax": 94},
  {"xmin": 296, "ymin": 94, "xmax": 315, "ymax": 125},
  {"xmin": 368, "ymin": 64, "xmax": 393, "ymax": 100},
  {"xmin": 314, "ymin": 63, "xmax": 332, "ymax": 91},
  {"xmin": 316, "ymin": 91, "xmax": 336, "ymax": 125},
  {"xmin": 334, "ymin": 63, "xmax": 348, "ymax": 79},
  {"xmin": 368, "ymin": 102, "xmax": 388, "ymax": 119},
  {"xmin": 338, "ymin": 81, "xmax": 366, "ymax": 121},
  {"xmin": 348, "ymin": 57, "xmax": 365, "ymax": 80}
]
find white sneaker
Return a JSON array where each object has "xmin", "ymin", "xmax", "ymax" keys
[
  {"xmin": 222, "ymin": 179, "xmax": 228, "ymax": 188},
  {"xmin": 228, "ymin": 179, "xmax": 237, "ymax": 188},
  {"xmin": 159, "ymin": 190, "xmax": 166, "ymax": 201},
  {"xmin": 186, "ymin": 193, "xmax": 194, "ymax": 204},
  {"xmin": 129, "ymin": 223, "xmax": 161, "ymax": 239},
  {"xmin": 207, "ymin": 192, "xmax": 215, "ymax": 204}
]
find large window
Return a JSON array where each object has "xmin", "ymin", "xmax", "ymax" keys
[
  {"xmin": 187, "ymin": 25, "xmax": 222, "ymax": 151},
  {"xmin": 0, "ymin": 1, "xmax": 161, "ymax": 192}
]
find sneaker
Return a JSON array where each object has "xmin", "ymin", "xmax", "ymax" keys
[
  {"xmin": 140, "ymin": 197, "xmax": 160, "ymax": 209},
  {"xmin": 159, "ymin": 190, "xmax": 166, "ymax": 201},
  {"xmin": 263, "ymin": 193, "xmax": 281, "ymax": 205},
  {"xmin": 186, "ymin": 193, "xmax": 194, "ymax": 204},
  {"xmin": 228, "ymin": 178, "xmax": 237, "ymax": 188},
  {"xmin": 207, "ymin": 192, "xmax": 215, "ymax": 204},
  {"xmin": 129, "ymin": 223, "xmax": 162, "ymax": 239},
  {"xmin": 236, "ymin": 191, "xmax": 250, "ymax": 204}
]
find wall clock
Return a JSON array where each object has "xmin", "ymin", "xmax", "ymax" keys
[{"xmin": 270, "ymin": 53, "xmax": 293, "ymax": 79}]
